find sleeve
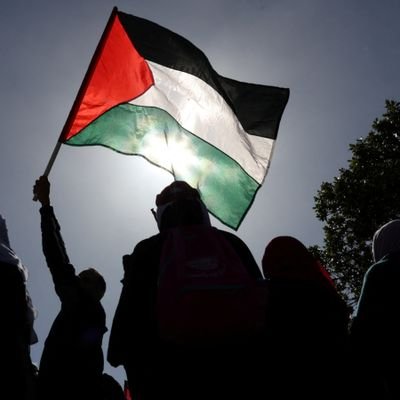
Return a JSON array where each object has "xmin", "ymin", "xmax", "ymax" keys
[
  {"xmin": 350, "ymin": 263, "xmax": 388, "ymax": 348},
  {"xmin": 354, "ymin": 264, "xmax": 385, "ymax": 322},
  {"xmin": 107, "ymin": 248, "xmax": 144, "ymax": 367},
  {"xmin": 39, "ymin": 205, "xmax": 78, "ymax": 301},
  {"xmin": 107, "ymin": 236, "xmax": 161, "ymax": 367}
]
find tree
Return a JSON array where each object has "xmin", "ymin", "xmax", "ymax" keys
[{"xmin": 313, "ymin": 100, "xmax": 400, "ymax": 306}]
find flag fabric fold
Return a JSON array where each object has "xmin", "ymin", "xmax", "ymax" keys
[{"xmin": 60, "ymin": 7, "xmax": 289, "ymax": 229}]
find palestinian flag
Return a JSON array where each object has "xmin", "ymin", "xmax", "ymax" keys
[{"xmin": 60, "ymin": 7, "xmax": 289, "ymax": 229}]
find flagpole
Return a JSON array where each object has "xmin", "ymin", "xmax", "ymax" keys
[
  {"xmin": 42, "ymin": 141, "xmax": 62, "ymax": 177},
  {"xmin": 33, "ymin": 6, "xmax": 119, "ymax": 200},
  {"xmin": 32, "ymin": 141, "xmax": 61, "ymax": 201}
]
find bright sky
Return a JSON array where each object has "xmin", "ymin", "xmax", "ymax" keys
[{"xmin": 1, "ymin": 0, "xmax": 399, "ymax": 387}]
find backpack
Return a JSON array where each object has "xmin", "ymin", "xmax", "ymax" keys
[{"xmin": 156, "ymin": 225, "xmax": 267, "ymax": 345}]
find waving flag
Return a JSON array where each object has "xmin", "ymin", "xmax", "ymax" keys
[{"xmin": 59, "ymin": 7, "xmax": 289, "ymax": 229}]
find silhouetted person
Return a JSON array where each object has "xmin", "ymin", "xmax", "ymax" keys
[
  {"xmin": 0, "ymin": 214, "xmax": 38, "ymax": 400},
  {"xmin": 350, "ymin": 220, "xmax": 400, "ymax": 399},
  {"xmin": 33, "ymin": 176, "xmax": 107, "ymax": 400},
  {"xmin": 107, "ymin": 181, "xmax": 263, "ymax": 400},
  {"xmin": 100, "ymin": 373, "xmax": 125, "ymax": 400},
  {"xmin": 261, "ymin": 236, "xmax": 351, "ymax": 400}
]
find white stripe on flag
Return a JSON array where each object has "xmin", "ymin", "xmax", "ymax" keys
[{"xmin": 130, "ymin": 61, "xmax": 274, "ymax": 184}]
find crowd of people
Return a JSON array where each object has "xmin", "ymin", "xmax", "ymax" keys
[{"xmin": 3, "ymin": 177, "xmax": 399, "ymax": 399}]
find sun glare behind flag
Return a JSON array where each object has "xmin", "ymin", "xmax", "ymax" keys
[{"xmin": 57, "ymin": 7, "xmax": 289, "ymax": 230}]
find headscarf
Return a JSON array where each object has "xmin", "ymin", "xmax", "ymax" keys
[
  {"xmin": 372, "ymin": 219, "xmax": 400, "ymax": 262},
  {"xmin": 262, "ymin": 235, "xmax": 336, "ymax": 290},
  {"xmin": 0, "ymin": 214, "xmax": 38, "ymax": 344}
]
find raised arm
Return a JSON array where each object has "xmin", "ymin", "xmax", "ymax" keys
[{"xmin": 33, "ymin": 176, "xmax": 76, "ymax": 297}]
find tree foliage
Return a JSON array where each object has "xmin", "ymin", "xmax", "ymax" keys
[{"xmin": 313, "ymin": 100, "xmax": 400, "ymax": 306}]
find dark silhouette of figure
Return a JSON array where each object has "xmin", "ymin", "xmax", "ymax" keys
[
  {"xmin": 100, "ymin": 372, "xmax": 125, "ymax": 400},
  {"xmin": 0, "ymin": 214, "xmax": 38, "ymax": 400},
  {"xmin": 107, "ymin": 181, "xmax": 263, "ymax": 400},
  {"xmin": 261, "ymin": 236, "xmax": 351, "ymax": 400},
  {"xmin": 350, "ymin": 220, "xmax": 400, "ymax": 399},
  {"xmin": 33, "ymin": 176, "xmax": 107, "ymax": 400}
]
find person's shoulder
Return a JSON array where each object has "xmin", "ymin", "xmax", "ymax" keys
[
  {"xmin": 364, "ymin": 252, "xmax": 400, "ymax": 282},
  {"xmin": 216, "ymin": 229, "xmax": 251, "ymax": 248},
  {"xmin": 122, "ymin": 234, "xmax": 162, "ymax": 276},
  {"xmin": 134, "ymin": 233, "xmax": 162, "ymax": 249},
  {"xmin": 216, "ymin": 228, "xmax": 243, "ymax": 241},
  {"xmin": 125, "ymin": 233, "xmax": 162, "ymax": 259}
]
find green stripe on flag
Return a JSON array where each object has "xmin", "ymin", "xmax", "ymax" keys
[{"xmin": 66, "ymin": 103, "xmax": 259, "ymax": 229}]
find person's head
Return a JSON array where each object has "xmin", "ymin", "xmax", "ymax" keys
[
  {"xmin": 262, "ymin": 235, "xmax": 335, "ymax": 287},
  {"xmin": 153, "ymin": 181, "xmax": 210, "ymax": 230},
  {"xmin": 78, "ymin": 267, "xmax": 106, "ymax": 301},
  {"xmin": 372, "ymin": 219, "xmax": 400, "ymax": 262}
]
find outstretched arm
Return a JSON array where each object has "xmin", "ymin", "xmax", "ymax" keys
[
  {"xmin": 33, "ymin": 176, "xmax": 76, "ymax": 296},
  {"xmin": 33, "ymin": 176, "xmax": 70, "ymax": 267}
]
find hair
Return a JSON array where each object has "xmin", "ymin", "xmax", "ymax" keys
[{"xmin": 78, "ymin": 268, "xmax": 106, "ymax": 301}]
